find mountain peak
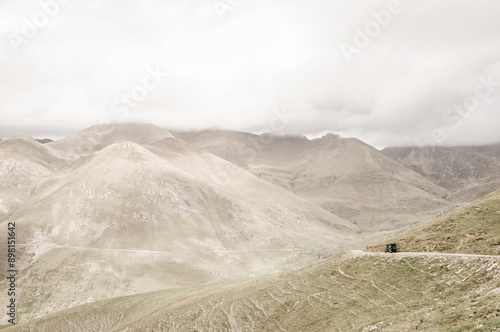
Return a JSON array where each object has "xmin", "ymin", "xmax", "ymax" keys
[
  {"xmin": 1, "ymin": 133, "xmax": 40, "ymax": 145},
  {"xmin": 47, "ymin": 122, "xmax": 175, "ymax": 156}
]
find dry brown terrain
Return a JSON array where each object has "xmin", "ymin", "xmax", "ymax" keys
[
  {"xmin": 0, "ymin": 123, "xmax": 498, "ymax": 328},
  {"xmin": 0, "ymin": 124, "xmax": 359, "ymax": 323},
  {"xmin": 383, "ymin": 144, "xmax": 500, "ymax": 202},
  {"xmin": 175, "ymin": 130, "xmax": 451, "ymax": 234},
  {"xmin": 2, "ymin": 250, "xmax": 498, "ymax": 331}
]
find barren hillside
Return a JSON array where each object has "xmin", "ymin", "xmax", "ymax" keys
[
  {"xmin": 4, "ymin": 189, "xmax": 499, "ymax": 331},
  {"xmin": 383, "ymin": 144, "xmax": 500, "ymax": 202},
  {"xmin": 0, "ymin": 124, "xmax": 358, "ymax": 323},
  {"xmin": 2, "ymin": 124, "xmax": 498, "ymax": 328},
  {"xmin": 175, "ymin": 130, "xmax": 450, "ymax": 233},
  {"xmin": 47, "ymin": 123, "xmax": 176, "ymax": 157},
  {"xmin": 0, "ymin": 135, "xmax": 66, "ymax": 217}
]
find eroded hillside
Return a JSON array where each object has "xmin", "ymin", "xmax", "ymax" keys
[
  {"xmin": 175, "ymin": 130, "xmax": 450, "ymax": 234},
  {"xmin": 1, "ymin": 124, "xmax": 498, "ymax": 329},
  {"xmin": 383, "ymin": 144, "xmax": 500, "ymax": 202},
  {"xmin": 0, "ymin": 124, "xmax": 358, "ymax": 323},
  {"xmin": 3, "ymin": 252, "xmax": 499, "ymax": 331}
]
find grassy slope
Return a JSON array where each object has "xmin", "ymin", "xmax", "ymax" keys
[
  {"xmin": 367, "ymin": 189, "xmax": 500, "ymax": 255},
  {"xmin": 3, "ymin": 253, "xmax": 500, "ymax": 331}
]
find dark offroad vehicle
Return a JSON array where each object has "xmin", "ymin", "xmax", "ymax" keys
[{"xmin": 384, "ymin": 243, "xmax": 397, "ymax": 253}]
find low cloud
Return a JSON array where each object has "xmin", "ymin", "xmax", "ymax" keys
[{"xmin": 1, "ymin": 0, "xmax": 499, "ymax": 147}]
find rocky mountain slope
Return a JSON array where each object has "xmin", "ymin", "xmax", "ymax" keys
[
  {"xmin": 383, "ymin": 144, "xmax": 500, "ymax": 202},
  {"xmin": 1, "ymin": 123, "xmax": 498, "ymax": 328},
  {"xmin": 0, "ymin": 124, "xmax": 358, "ymax": 323},
  {"xmin": 0, "ymin": 135, "xmax": 66, "ymax": 217},
  {"xmin": 175, "ymin": 130, "xmax": 450, "ymax": 233}
]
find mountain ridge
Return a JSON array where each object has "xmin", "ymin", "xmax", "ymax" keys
[
  {"xmin": 175, "ymin": 129, "xmax": 451, "ymax": 234},
  {"xmin": 1, "ymin": 123, "xmax": 499, "ymax": 326},
  {"xmin": 0, "ymin": 124, "xmax": 359, "ymax": 323},
  {"xmin": 383, "ymin": 144, "xmax": 500, "ymax": 202}
]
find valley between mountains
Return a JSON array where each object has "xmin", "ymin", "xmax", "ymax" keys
[{"xmin": 0, "ymin": 123, "xmax": 499, "ymax": 330}]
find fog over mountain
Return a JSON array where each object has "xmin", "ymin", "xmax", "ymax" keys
[{"xmin": 1, "ymin": 1, "xmax": 500, "ymax": 147}]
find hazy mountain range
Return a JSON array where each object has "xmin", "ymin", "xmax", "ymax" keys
[{"xmin": 0, "ymin": 123, "xmax": 499, "ymax": 327}]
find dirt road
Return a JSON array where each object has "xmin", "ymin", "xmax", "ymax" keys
[{"xmin": 347, "ymin": 250, "xmax": 500, "ymax": 259}]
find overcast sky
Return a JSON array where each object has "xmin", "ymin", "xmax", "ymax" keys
[{"xmin": 1, "ymin": 0, "xmax": 499, "ymax": 148}]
